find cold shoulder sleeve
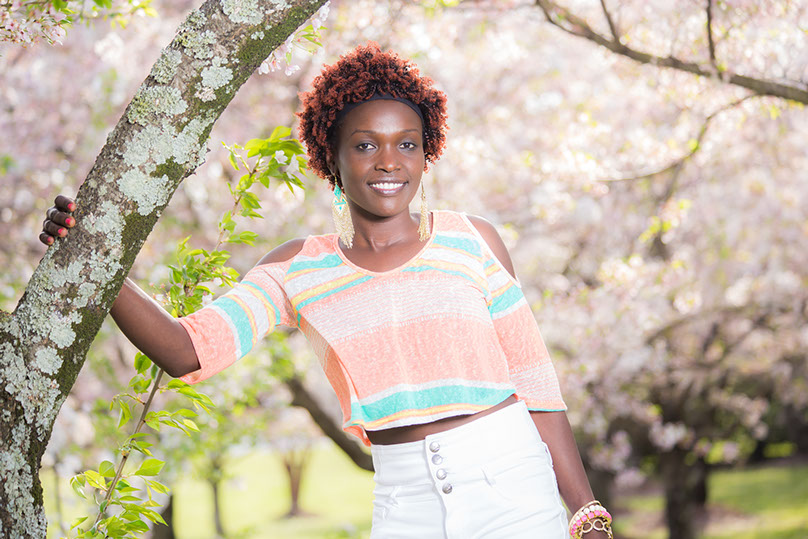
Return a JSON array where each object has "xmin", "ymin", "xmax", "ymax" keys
[
  {"xmin": 178, "ymin": 263, "xmax": 295, "ymax": 384},
  {"xmin": 469, "ymin": 229, "xmax": 567, "ymax": 412}
]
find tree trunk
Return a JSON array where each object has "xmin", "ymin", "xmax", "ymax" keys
[
  {"xmin": 282, "ymin": 448, "xmax": 311, "ymax": 518},
  {"xmin": 660, "ymin": 449, "xmax": 709, "ymax": 539},
  {"xmin": 286, "ymin": 375, "xmax": 374, "ymax": 471},
  {"xmin": 211, "ymin": 478, "xmax": 226, "ymax": 538},
  {"xmin": 0, "ymin": 1, "xmax": 327, "ymax": 535},
  {"xmin": 150, "ymin": 494, "xmax": 176, "ymax": 539}
]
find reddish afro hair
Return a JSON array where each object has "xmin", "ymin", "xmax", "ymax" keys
[{"xmin": 297, "ymin": 42, "xmax": 448, "ymax": 185}]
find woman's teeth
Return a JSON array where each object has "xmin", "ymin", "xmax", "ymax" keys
[{"xmin": 369, "ymin": 182, "xmax": 405, "ymax": 194}]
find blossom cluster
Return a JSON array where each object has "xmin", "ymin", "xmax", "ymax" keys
[{"xmin": 1, "ymin": 2, "xmax": 68, "ymax": 45}]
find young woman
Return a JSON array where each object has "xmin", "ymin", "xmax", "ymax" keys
[{"xmin": 42, "ymin": 43, "xmax": 612, "ymax": 539}]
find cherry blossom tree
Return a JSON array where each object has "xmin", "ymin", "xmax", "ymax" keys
[
  {"xmin": 0, "ymin": 0, "xmax": 328, "ymax": 534},
  {"xmin": 1, "ymin": 1, "xmax": 806, "ymax": 538}
]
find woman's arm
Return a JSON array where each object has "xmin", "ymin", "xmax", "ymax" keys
[
  {"xmin": 109, "ymin": 279, "xmax": 200, "ymax": 378},
  {"xmin": 467, "ymin": 215, "xmax": 609, "ymax": 537},
  {"xmin": 529, "ymin": 411, "xmax": 596, "ymax": 507},
  {"xmin": 41, "ymin": 196, "xmax": 199, "ymax": 378}
]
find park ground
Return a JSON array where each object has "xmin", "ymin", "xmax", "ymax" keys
[{"xmin": 44, "ymin": 443, "xmax": 808, "ymax": 538}]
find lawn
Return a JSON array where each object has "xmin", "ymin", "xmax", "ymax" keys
[
  {"xmin": 44, "ymin": 443, "xmax": 808, "ymax": 538},
  {"xmin": 615, "ymin": 459, "xmax": 808, "ymax": 539}
]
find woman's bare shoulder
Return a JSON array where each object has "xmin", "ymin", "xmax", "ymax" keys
[
  {"xmin": 255, "ymin": 238, "xmax": 307, "ymax": 267},
  {"xmin": 464, "ymin": 214, "xmax": 517, "ymax": 280}
]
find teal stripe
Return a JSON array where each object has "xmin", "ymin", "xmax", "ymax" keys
[
  {"xmin": 489, "ymin": 283, "xmax": 524, "ymax": 315},
  {"xmin": 484, "ymin": 258, "xmax": 495, "ymax": 268},
  {"xmin": 288, "ymin": 254, "xmax": 343, "ymax": 273},
  {"xmin": 348, "ymin": 386, "xmax": 514, "ymax": 424},
  {"xmin": 296, "ymin": 275, "xmax": 373, "ymax": 310},
  {"xmin": 215, "ymin": 297, "xmax": 254, "ymax": 356},
  {"xmin": 432, "ymin": 234, "xmax": 482, "ymax": 257},
  {"xmin": 402, "ymin": 264, "xmax": 479, "ymax": 286},
  {"xmin": 242, "ymin": 280, "xmax": 280, "ymax": 324}
]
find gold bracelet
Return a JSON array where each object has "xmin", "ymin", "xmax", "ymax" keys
[
  {"xmin": 569, "ymin": 500, "xmax": 613, "ymax": 539},
  {"xmin": 580, "ymin": 517, "xmax": 613, "ymax": 538}
]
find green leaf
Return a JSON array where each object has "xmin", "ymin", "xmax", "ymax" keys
[
  {"xmin": 84, "ymin": 470, "xmax": 107, "ymax": 490},
  {"xmin": 146, "ymin": 479, "xmax": 171, "ymax": 494},
  {"xmin": 269, "ymin": 125, "xmax": 292, "ymax": 142},
  {"xmin": 182, "ymin": 418, "xmax": 199, "ymax": 432},
  {"xmin": 99, "ymin": 460, "xmax": 116, "ymax": 478},
  {"xmin": 70, "ymin": 516, "xmax": 88, "ymax": 529},
  {"xmin": 166, "ymin": 379, "xmax": 187, "ymax": 389},
  {"xmin": 228, "ymin": 149, "xmax": 240, "ymax": 171},
  {"xmin": 135, "ymin": 458, "xmax": 165, "ymax": 476},
  {"xmin": 134, "ymin": 353, "xmax": 152, "ymax": 374},
  {"xmin": 118, "ymin": 400, "xmax": 131, "ymax": 428},
  {"xmin": 70, "ymin": 476, "xmax": 87, "ymax": 499}
]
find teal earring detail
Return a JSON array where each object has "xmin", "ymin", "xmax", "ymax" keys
[{"xmin": 332, "ymin": 183, "xmax": 355, "ymax": 248}]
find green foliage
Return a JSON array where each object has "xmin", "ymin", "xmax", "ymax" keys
[{"xmin": 66, "ymin": 127, "xmax": 308, "ymax": 538}]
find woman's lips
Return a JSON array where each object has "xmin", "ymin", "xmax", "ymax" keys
[{"xmin": 368, "ymin": 181, "xmax": 407, "ymax": 195}]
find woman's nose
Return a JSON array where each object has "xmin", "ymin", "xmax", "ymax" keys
[{"xmin": 374, "ymin": 146, "xmax": 400, "ymax": 172}]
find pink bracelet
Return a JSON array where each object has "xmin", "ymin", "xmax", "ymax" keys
[{"xmin": 569, "ymin": 501, "xmax": 613, "ymax": 538}]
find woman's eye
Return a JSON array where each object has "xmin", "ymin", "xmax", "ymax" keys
[
  {"xmin": 400, "ymin": 142, "xmax": 417, "ymax": 150},
  {"xmin": 356, "ymin": 142, "xmax": 375, "ymax": 151}
]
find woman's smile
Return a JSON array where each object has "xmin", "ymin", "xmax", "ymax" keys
[{"xmin": 368, "ymin": 180, "xmax": 408, "ymax": 195}]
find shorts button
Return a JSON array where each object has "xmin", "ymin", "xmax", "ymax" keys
[
  {"xmin": 442, "ymin": 483, "xmax": 453, "ymax": 494},
  {"xmin": 429, "ymin": 441, "xmax": 440, "ymax": 453},
  {"xmin": 431, "ymin": 454, "xmax": 443, "ymax": 465},
  {"xmin": 436, "ymin": 468, "xmax": 447, "ymax": 480}
]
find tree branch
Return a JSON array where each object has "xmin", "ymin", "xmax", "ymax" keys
[
  {"xmin": 606, "ymin": 94, "xmax": 757, "ymax": 183},
  {"xmin": 534, "ymin": 0, "xmax": 808, "ymax": 104},
  {"xmin": 706, "ymin": 0, "xmax": 717, "ymax": 68},
  {"xmin": 285, "ymin": 375, "xmax": 374, "ymax": 472},
  {"xmin": 599, "ymin": 0, "xmax": 619, "ymax": 43}
]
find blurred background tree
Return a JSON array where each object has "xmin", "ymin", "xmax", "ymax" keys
[{"xmin": 2, "ymin": 0, "xmax": 807, "ymax": 538}]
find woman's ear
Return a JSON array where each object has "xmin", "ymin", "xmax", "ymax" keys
[{"xmin": 327, "ymin": 160, "xmax": 340, "ymax": 186}]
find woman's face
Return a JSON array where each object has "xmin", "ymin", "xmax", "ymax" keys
[{"xmin": 330, "ymin": 99, "xmax": 425, "ymax": 221}]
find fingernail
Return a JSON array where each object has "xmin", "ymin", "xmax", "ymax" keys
[
  {"xmin": 66, "ymin": 217, "xmax": 75, "ymax": 226},
  {"xmin": 68, "ymin": 203, "xmax": 76, "ymax": 211},
  {"xmin": 58, "ymin": 228, "xmax": 66, "ymax": 236},
  {"xmin": 47, "ymin": 237, "xmax": 54, "ymax": 245}
]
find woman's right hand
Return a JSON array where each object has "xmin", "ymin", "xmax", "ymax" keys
[{"xmin": 40, "ymin": 195, "xmax": 76, "ymax": 246}]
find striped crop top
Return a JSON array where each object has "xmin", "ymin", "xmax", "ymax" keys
[{"xmin": 178, "ymin": 210, "xmax": 566, "ymax": 445}]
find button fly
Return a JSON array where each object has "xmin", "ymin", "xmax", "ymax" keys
[
  {"xmin": 442, "ymin": 483, "xmax": 453, "ymax": 494},
  {"xmin": 431, "ymin": 454, "xmax": 443, "ymax": 465},
  {"xmin": 429, "ymin": 441, "xmax": 440, "ymax": 453},
  {"xmin": 436, "ymin": 468, "xmax": 447, "ymax": 480}
]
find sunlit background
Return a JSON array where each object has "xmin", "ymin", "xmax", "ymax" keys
[{"xmin": 1, "ymin": 0, "xmax": 807, "ymax": 537}]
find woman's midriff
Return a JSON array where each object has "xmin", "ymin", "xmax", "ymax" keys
[{"xmin": 366, "ymin": 394, "xmax": 520, "ymax": 445}]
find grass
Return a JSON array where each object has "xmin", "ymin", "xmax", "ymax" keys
[
  {"xmin": 43, "ymin": 444, "xmax": 808, "ymax": 538},
  {"xmin": 615, "ymin": 459, "xmax": 808, "ymax": 539},
  {"xmin": 172, "ymin": 443, "xmax": 375, "ymax": 539}
]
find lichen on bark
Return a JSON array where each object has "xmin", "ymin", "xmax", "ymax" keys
[{"xmin": 0, "ymin": 0, "xmax": 329, "ymax": 535}]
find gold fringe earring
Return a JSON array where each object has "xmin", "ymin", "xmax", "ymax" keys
[
  {"xmin": 418, "ymin": 182, "xmax": 430, "ymax": 241},
  {"xmin": 332, "ymin": 181, "xmax": 354, "ymax": 248}
]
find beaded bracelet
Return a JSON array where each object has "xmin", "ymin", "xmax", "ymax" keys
[{"xmin": 568, "ymin": 500, "xmax": 614, "ymax": 539}]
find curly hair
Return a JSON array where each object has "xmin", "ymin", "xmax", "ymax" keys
[{"xmin": 297, "ymin": 42, "xmax": 448, "ymax": 185}]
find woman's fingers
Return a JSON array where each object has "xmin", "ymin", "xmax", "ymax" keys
[
  {"xmin": 41, "ymin": 195, "xmax": 76, "ymax": 246},
  {"xmin": 46, "ymin": 210, "xmax": 75, "ymax": 228},
  {"xmin": 43, "ymin": 220, "xmax": 67, "ymax": 238},
  {"xmin": 54, "ymin": 195, "xmax": 76, "ymax": 213},
  {"xmin": 39, "ymin": 232, "xmax": 55, "ymax": 246}
]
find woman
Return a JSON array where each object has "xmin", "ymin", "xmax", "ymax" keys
[{"xmin": 42, "ymin": 43, "xmax": 612, "ymax": 539}]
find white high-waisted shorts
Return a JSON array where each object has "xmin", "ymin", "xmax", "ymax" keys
[{"xmin": 369, "ymin": 400, "xmax": 568, "ymax": 538}]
